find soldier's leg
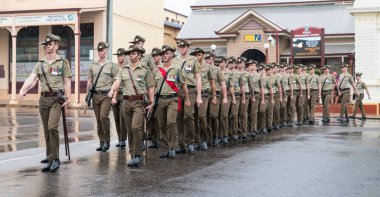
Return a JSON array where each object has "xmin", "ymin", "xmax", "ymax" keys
[
  {"xmin": 176, "ymin": 99, "xmax": 186, "ymax": 149},
  {"xmin": 39, "ymin": 97, "xmax": 51, "ymax": 159},
  {"xmin": 47, "ymin": 101, "xmax": 62, "ymax": 161},
  {"xmin": 131, "ymin": 101, "xmax": 144, "ymax": 157},
  {"xmin": 252, "ymin": 96, "xmax": 260, "ymax": 132},
  {"xmin": 209, "ymin": 97, "xmax": 220, "ymax": 143},
  {"xmin": 100, "ymin": 97, "xmax": 112, "ymax": 145},
  {"xmin": 296, "ymin": 93, "xmax": 304, "ymax": 124},
  {"xmin": 198, "ymin": 96, "xmax": 209, "ymax": 144},
  {"xmin": 123, "ymin": 101, "xmax": 134, "ymax": 157},
  {"xmin": 220, "ymin": 96, "xmax": 231, "ymax": 138},
  {"xmin": 258, "ymin": 96, "xmax": 268, "ymax": 131},
  {"xmin": 92, "ymin": 95, "xmax": 104, "ymax": 144},
  {"xmin": 167, "ymin": 98, "xmax": 178, "ymax": 151},
  {"xmin": 340, "ymin": 90, "xmax": 350, "ymax": 119},
  {"xmin": 267, "ymin": 97, "xmax": 274, "ymax": 129},
  {"xmin": 273, "ymin": 95, "xmax": 281, "ymax": 128},
  {"xmin": 304, "ymin": 95, "xmax": 310, "ymax": 120},
  {"xmin": 309, "ymin": 91, "xmax": 318, "ymax": 122},
  {"xmin": 157, "ymin": 99, "xmax": 169, "ymax": 154},
  {"xmin": 323, "ymin": 93, "xmax": 332, "ymax": 121},
  {"xmin": 238, "ymin": 96, "xmax": 249, "ymax": 137},
  {"xmin": 119, "ymin": 98, "xmax": 127, "ymax": 142},
  {"xmin": 112, "ymin": 100, "xmax": 121, "ymax": 141},
  {"xmin": 290, "ymin": 93, "xmax": 296, "ymax": 124},
  {"xmin": 184, "ymin": 93, "xmax": 196, "ymax": 147},
  {"xmin": 352, "ymin": 98, "xmax": 359, "ymax": 117},
  {"xmin": 359, "ymin": 95, "xmax": 366, "ymax": 118},
  {"xmin": 230, "ymin": 97, "xmax": 240, "ymax": 138}
]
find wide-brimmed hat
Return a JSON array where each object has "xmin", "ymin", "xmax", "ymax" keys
[
  {"xmin": 189, "ymin": 48, "xmax": 206, "ymax": 56},
  {"xmin": 246, "ymin": 59, "xmax": 258, "ymax": 66},
  {"xmin": 204, "ymin": 51, "xmax": 215, "ymax": 59},
  {"xmin": 113, "ymin": 48, "xmax": 126, "ymax": 55},
  {"xmin": 322, "ymin": 65, "xmax": 331, "ymax": 70},
  {"xmin": 129, "ymin": 35, "xmax": 145, "ymax": 44},
  {"xmin": 160, "ymin": 45, "xmax": 176, "ymax": 55},
  {"xmin": 95, "ymin": 42, "xmax": 110, "ymax": 50},
  {"xmin": 355, "ymin": 72, "xmax": 362, "ymax": 77},
  {"xmin": 124, "ymin": 45, "xmax": 145, "ymax": 55},
  {"xmin": 151, "ymin": 48, "xmax": 162, "ymax": 56},
  {"xmin": 341, "ymin": 63, "xmax": 349, "ymax": 68},
  {"xmin": 308, "ymin": 64, "xmax": 317, "ymax": 69},
  {"xmin": 176, "ymin": 39, "xmax": 192, "ymax": 46},
  {"xmin": 39, "ymin": 33, "xmax": 61, "ymax": 46}
]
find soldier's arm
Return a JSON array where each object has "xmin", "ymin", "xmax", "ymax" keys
[
  {"xmin": 318, "ymin": 78, "xmax": 322, "ymax": 97},
  {"xmin": 195, "ymin": 73, "xmax": 202, "ymax": 103},
  {"xmin": 221, "ymin": 81, "xmax": 227, "ymax": 102},
  {"xmin": 364, "ymin": 83, "xmax": 370, "ymax": 99},
  {"xmin": 210, "ymin": 79, "xmax": 216, "ymax": 99},
  {"xmin": 230, "ymin": 86, "xmax": 236, "ymax": 104},
  {"xmin": 350, "ymin": 76, "xmax": 359, "ymax": 95},
  {"xmin": 277, "ymin": 80, "xmax": 283, "ymax": 101},
  {"xmin": 19, "ymin": 73, "xmax": 39, "ymax": 98},
  {"xmin": 109, "ymin": 79, "xmax": 122, "ymax": 97},
  {"xmin": 63, "ymin": 78, "xmax": 72, "ymax": 105}
]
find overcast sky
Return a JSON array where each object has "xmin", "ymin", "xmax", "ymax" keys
[{"xmin": 164, "ymin": 0, "xmax": 197, "ymax": 16}]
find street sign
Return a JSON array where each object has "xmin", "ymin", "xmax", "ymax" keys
[{"xmin": 244, "ymin": 34, "xmax": 261, "ymax": 42}]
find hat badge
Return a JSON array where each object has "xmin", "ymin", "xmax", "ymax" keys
[
  {"xmin": 135, "ymin": 38, "xmax": 138, "ymax": 41},
  {"xmin": 46, "ymin": 38, "xmax": 50, "ymax": 41}
]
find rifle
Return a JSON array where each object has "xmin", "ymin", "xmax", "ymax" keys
[
  {"xmin": 85, "ymin": 64, "xmax": 107, "ymax": 114},
  {"xmin": 61, "ymin": 107, "xmax": 71, "ymax": 160}
]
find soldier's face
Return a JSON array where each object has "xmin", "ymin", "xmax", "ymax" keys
[
  {"xmin": 298, "ymin": 68, "xmax": 302, "ymax": 74},
  {"xmin": 219, "ymin": 61, "xmax": 226, "ymax": 69},
  {"xmin": 205, "ymin": 57, "xmax": 213, "ymax": 65},
  {"xmin": 342, "ymin": 67, "xmax": 347, "ymax": 72},
  {"xmin": 129, "ymin": 51, "xmax": 140, "ymax": 62},
  {"xmin": 237, "ymin": 62, "xmax": 244, "ymax": 69},
  {"xmin": 117, "ymin": 54, "xmax": 126, "ymax": 63},
  {"xmin": 265, "ymin": 69, "xmax": 271, "ymax": 75},
  {"xmin": 228, "ymin": 63, "xmax": 236, "ymax": 69},
  {"xmin": 44, "ymin": 42, "xmax": 58, "ymax": 54},
  {"xmin": 161, "ymin": 51, "xmax": 172, "ymax": 63},
  {"xmin": 356, "ymin": 76, "xmax": 361, "ymax": 80},
  {"xmin": 134, "ymin": 41, "xmax": 144, "ymax": 48},
  {"xmin": 153, "ymin": 55, "xmax": 161, "ymax": 63},
  {"xmin": 98, "ymin": 49, "xmax": 107, "ymax": 59},
  {"xmin": 195, "ymin": 53, "xmax": 203, "ymax": 61},
  {"xmin": 178, "ymin": 45, "xmax": 189, "ymax": 55},
  {"xmin": 248, "ymin": 64, "xmax": 255, "ymax": 71}
]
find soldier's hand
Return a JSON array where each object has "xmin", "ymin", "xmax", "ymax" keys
[
  {"xmin": 252, "ymin": 97, "xmax": 255, "ymax": 102},
  {"xmin": 196, "ymin": 96, "xmax": 203, "ymax": 107},
  {"xmin": 271, "ymin": 99, "xmax": 274, "ymax": 104},
  {"xmin": 338, "ymin": 92, "xmax": 342, "ymax": 96},
  {"xmin": 222, "ymin": 97, "xmax": 228, "ymax": 104},
  {"xmin": 145, "ymin": 103, "xmax": 154, "ymax": 114},
  {"xmin": 241, "ymin": 98, "xmax": 246, "ymax": 104},
  {"xmin": 111, "ymin": 98, "xmax": 117, "ymax": 105},
  {"xmin": 107, "ymin": 91, "xmax": 114, "ymax": 98},
  {"xmin": 300, "ymin": 94, "xmax": 303, "ymax": 98},
  {"xmin": 18, "ymin": 89, "xmax": 26, "ymax": 99},
  {"xmin": 62, "ymin": 99, "xmax": 71, "ymax": 109},
  {"xmin": 307, "ymin": 95, "xmax": 310, "ymax": 100},
  {"xmin": 232, "ymin": 99, "xmax": 237, "ymax": 105},
  {"xmin": 261, "ymin": 100, "xmax": 265, "ymax": 105},
  {"xmin": 290, "ymin": 96, "xmax": 293, "ymax": 100},
  {"xmin": 284, "ymin": 98, "xmax": 287, "ymax": 102},
  {"xmin": 280, "ymin": 98, "xmax": 283, "ymax": 102},
  {"xmin": 185, "ymin": 98, "xmax": 191, "ymax": 107},
  {"xmin": 212, "ymin": 97, "xmax": 217, "ymax": 105},
  {"xmin": 356, "ymin": 92, "xmax": 359, "ymax": 96}
]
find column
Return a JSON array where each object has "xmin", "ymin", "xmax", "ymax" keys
[
  {"xmin": 74, "ymin": 32, "xmax": 80, "ymax": 106},
  {"xmin": 9, "ymin": 30, "xmax": 17, "ymax": 104}
]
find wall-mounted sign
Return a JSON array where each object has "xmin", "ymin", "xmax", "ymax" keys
[
  {"xmin": 244, "ymin": 34, "xmax": 261, "ymax": 42},
  {"xmin": 0, "ymin": 16, "xmax": 12, "ymax": 26},
  {"xmin": 15, "ymin": 14, "xmax": 76, "ymax": 25},
  {"xmin": 292, "ymin": 26, "xmax": 323, "ymax": 56}
]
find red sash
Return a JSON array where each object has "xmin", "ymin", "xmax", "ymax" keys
[{"xmin": 158, "ymin": 67, "xmax": 182, "ymax": 111}]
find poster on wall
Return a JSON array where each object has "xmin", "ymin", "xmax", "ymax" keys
[{"xmin": 292, "ymin": 26, "xmax": 323, "ymax": 56}]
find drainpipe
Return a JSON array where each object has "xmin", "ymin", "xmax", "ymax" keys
[{"xmin": 106, "ymin": 0, "xmax": 113, "ymax": 57}]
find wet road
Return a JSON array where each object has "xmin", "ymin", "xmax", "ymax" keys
[{"xmin": 0, "ymin": 109, "xmax": 380, "ymax": 196}]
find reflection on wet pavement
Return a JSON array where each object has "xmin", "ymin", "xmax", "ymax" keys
[{"xmin": 0, "ymin": 108, "xmax": 117, "ymax": 153}]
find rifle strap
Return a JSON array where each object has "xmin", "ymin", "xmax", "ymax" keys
[
  {"xmin": 92, "ymin": 63, "xmax": 107, "ymax": 91},
  {"xmin": 40, "ymin": 61, "xmax": 53, "ymax": 93},
  {"xmin": 126, "ymin": 67, "xmax": 140, "ymax": 95},
  {"xmin": 338, "ymin": 75, "xmax": 347, "ymax": 90},
  {"xmin": 156, "ymin": 67, "xmax": 174, "ymax": 107},
  {"xmin": 321, "ymin": 77, "xmax": 328, "ymax": 91}
]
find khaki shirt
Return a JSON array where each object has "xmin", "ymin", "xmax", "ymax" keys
[
  {"xmin": 308, "ymin": 74, "xmax": 320, "ymax": 90},
  {"xmin": 88, "ymin": 60, "xmax": 118, "ymax": 91},
  {"xmin": 115, "ymin": 62, "xmax": 155, "ymax": 95},
  {"xmin": 153, "ymin": 61, "xmax": 185, "ymax": 95},
  {"xmin": 260, "ymin": 74, "xmax": 272, "ymax": 94},
  {"xmin": 338, "ymin": 73, "xmax": 354, "ymax": 90},
  {"xmin": 126, "ymin": 54, "xmax": 155, "ymax": 71},
  {"xmin": 356, "ymin": 80, "xmax": 366, "ymax": 95},
  {"xmin": 292, "ymin": 74, "xmax": 301, "ymax": 90},
  {"xmin": 223, "ymin": 69, "xmax": 233, "ymax": 88},
  {"xmin": 211, "ymin": 65, "xmax": 225, "ymax": 92},
  {"xmin": 319, "ymin": 74, "xmax": 336, "ymax": 91},
  {"xmin": 269, "ymin": 74, "xmax": 281, "ymax": 94},
  {"xmin": 241, "ymin": 70, "xmax": 251, "ymax": 94},
  {"xmin": 33, "ymin": 55, "xmax": 72, "ymax": 92},
  {"xmin": 250, "ymin": 72, "xmax": 262, "ymax": 93},
  {"xmin": 299, "ymin": 74, "xmax": 308, "ymax": 90},
  {"xmin": 281, "ymin": 73, "xmax": 290, "ymax": 92},
  {"xmin": 231, "ymin": 70, "xmax": 244, "ymax": 93},
  {"xmin": 199, "ymin": 62, "xmax": 214, "ymax": 90},
  {"xmin": 174, "ymin": 56, "xmax": 201, "ymax": 87}
]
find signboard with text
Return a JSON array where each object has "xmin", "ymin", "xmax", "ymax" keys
[
  {"xmin": 292, "ymin": 26, "xmax": 323, "ymax": 56},
  {"xmin": 244, "ymin": 34, "xmax": 261, "ymax": 42},
  {"xmin": 15, "ymin": 14, "xmax": 76, "ymax": 25},
  {"xmin": 0, "ymin": 16, "xmax": 12, "ymax": 26}
]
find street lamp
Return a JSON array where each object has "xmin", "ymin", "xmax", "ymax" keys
[
  {"xmin": 211, "ymin": 44, "xmax": 217, "ymax": 56},
  {"xmin": 264, "ymin": 43, "xmax": 270, "ymax": 64}
]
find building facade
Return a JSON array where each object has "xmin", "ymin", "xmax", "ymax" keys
[
  {"xmin": 164, "ymin": 8, "xmax": 187, "ymax": 47},
  {"xmin": 0, "ymin": 0, "xmax": 164, "ymax": 105},
  {"xmin": 178, "ymin": 0, "xmax": 355, "ymax": 73}
]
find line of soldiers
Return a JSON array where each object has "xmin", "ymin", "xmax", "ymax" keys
[
  {"xmin": 88, "ymin": 36, "xmax": 361, "ymax": 168},
  {"xmin": 19, "ymin": 33, "xmax": 367, "ymax": 172}
]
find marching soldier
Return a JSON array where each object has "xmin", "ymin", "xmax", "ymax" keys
[
  {"xmin": 219, "ymin": 56, "xmax": 233, "ymax": 144},
  {"xmin": 108, "ymin": 45, "xmax": 155, "ymax": 167},
  {"xmin": 295, "ymin": 64, "xmax": 310, "ymax": 126},
  {"xmin": 307, "ymin": 64, "xmax": 321, "ymax": 124},
  {"xmin": 228, "ymin": 57, "xmax": 245, "ymax": 141},
  {"xmin": 337, "ymin": 64, "xmax": 359, "ymax": 122},
  {"xmin": 204, "ymin": 53, "xmax": 228, "ymax": 146},
  {"xmin": 175, "ymin": 39, "xmax": 202, "ymax": 154},
  {"xmin": 271, "ymin": 64, "xmax": 283, "ymax": 130},
  {"xmin": 319, "ymin": 65, "xmax": 338, "ymax": 123},
  {"xmin": 237, "ymin": 57, "xmax": 250, "ymax": 139},
  {"xmin": 258, "ymin": 64, "xmax": 273, "ymax": 134},
  {"xmin": 19, "ymin": 33, "xmax": 72, "ymax": 172},
  {"xmin": 285, "ymin": 64, "xmax": 295, "ymax": 127},
  {"xmin": 128, "ymin": 35, "xmax": 156, "ymax": 71},
  {"xmin": 279, "ymin": 63, "xmax": 289, "ymax": 128},
  {"xmin": 247, "ymin": 60, "xmax": 261, "ymax": 136},
  {"xmin": 350, "ymin": 72, "xmax": 371, "ymax": 120},
  {"xmin": 152, "ymin": 45, "xmax": 190, "ymax": 158},
  {"xmin": 87, "ymin": 42, "xmax": 118, "ymax": 152},
  {"xmin": 190, "ymin": 48, "xmax": 216, "ymax": 150},
  {"xmin": 147, "ymin": 47, "xmax": 162, "ymax": 149},
  {"xmin": 112, "ymin": 48, "xmax": 127, "ymax": 148},
  {"xmin": 303, "ymin": 64, "xmax": 311, "ymax": 123}
]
